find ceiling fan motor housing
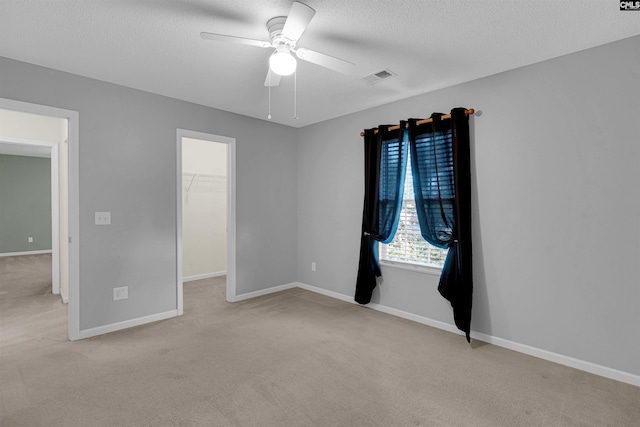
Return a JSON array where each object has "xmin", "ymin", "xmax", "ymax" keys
[{"xmin": 267, "ymin": 17, "xmax": 295, "ymax": 50}]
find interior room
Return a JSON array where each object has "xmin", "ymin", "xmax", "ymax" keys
[
  {"xmin": 0, "ymin": 153, "xmax": 52, "ymax": 298},
  {"xmin": 0, "ymin": 110, "xmax": 69, "ymax": 299},
  {"xmin": 0, "ymin": 1, "xmax": 638, "ymax": 426},
  {"xmin": 181, "ymin": 136, "xmax": 228, "ymax": 283}
]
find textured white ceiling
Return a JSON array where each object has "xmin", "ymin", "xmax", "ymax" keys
[{"xmin": 1, "ymin": 1, "xmax": 638, "ymax": 128}]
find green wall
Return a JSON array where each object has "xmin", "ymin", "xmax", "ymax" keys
[{"xmin": 0, "ymin": 154, "xmax": 52, "ymax": 253}]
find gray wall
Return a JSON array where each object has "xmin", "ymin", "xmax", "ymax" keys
[
  {"xmin": 296, "ymin": 36, "xmax": 640, "ymax": 376},
  {"xmin": 0, "ymin": 57, "xmax": 298, "ymax": 331},
  {"xmin": 0, "ymin": 154, "xmax": 52, "ymax": 253}
]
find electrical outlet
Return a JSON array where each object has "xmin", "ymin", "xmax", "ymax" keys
[
  {"xmin": 113, "ymin": 286, "xmax": 128, "ymax": 301},
  {"xmin": 27, "ymin": 237, "xmax": 33, "ymax": 243},
  {"xmin": 311, "ymin": 262, "xmax": 316, "ymax": 272},
  {"xmin": 95, "ymin": 212, "xmax": 111, "ymax": 225}
]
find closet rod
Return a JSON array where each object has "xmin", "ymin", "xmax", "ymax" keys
[{"xmin": 359, "ymin": 108, "xmax": 475, "ymax": 137}]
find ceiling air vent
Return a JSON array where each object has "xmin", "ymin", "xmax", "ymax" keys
[{"xmin": 361, "ymin": 68, "xmax": 397, "ymax": 85}]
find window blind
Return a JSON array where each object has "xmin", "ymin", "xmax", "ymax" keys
[{"xmin": 381, "ymin": 156, "xmax": 448, "ymax": 268}]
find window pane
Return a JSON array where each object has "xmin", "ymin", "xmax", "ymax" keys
[{"xmin": 381, "ymin": 155, "xmax": 448, "ymax": 268}]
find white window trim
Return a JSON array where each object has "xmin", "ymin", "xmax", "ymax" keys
[{"xmin": 380, "ymin": 258, "xmax": 443, "ymax": 276}]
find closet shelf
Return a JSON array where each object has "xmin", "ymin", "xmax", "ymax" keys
[{"xmin": 182, "ymin": 172, "xmax": 226, "ymax": 192}]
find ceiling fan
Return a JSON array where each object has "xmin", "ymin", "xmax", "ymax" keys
[{"xmin": 200, "ymin": 1, "xmax": 356, "ymax": 87}]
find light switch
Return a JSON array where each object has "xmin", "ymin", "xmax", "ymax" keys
[{"xmin": 95, "ymin": 212, "xmax": 111, "ymax": 225}]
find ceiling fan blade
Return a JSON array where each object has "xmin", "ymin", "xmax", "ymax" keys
[
  {"xmin": 200, "ymin": 32, "xmax": 272, "ymax": 48},
  {"xmin": 295, "ymin": 48, "xmax": 356, "ymax": 75},
  {"xmin": 264, "ymin": 69, "xmax": 281, "ymax": 87},
  {"xmin": 281, "ymin": 2, "xmax": 316, "ymax": 42}
]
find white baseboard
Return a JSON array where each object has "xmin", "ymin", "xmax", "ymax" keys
[
  {"xmin": 71, "ymin": 279, "xmax": 638, "ymax": 387},
  {"xmin": 183, "ymin": 271, "xmax": 226, "ymax": 282},
  {"xmin": 0, "ymin": 249, "xmax": 53, "ymax": 257},
  {"xmin": 469, "ymin": 330, "xmax": 639, "ymax": 387},
  {"xmin": 77, "ymin": 310, "xmax": 178, "ymax": 340},
  {"xmin": 232, "ymin": 282, "xmax": 299, "ymax": 302},
  {"xmin": 60, "ymin": 290, "xmax": 69, "ymax": 304},
  {"xmin": 296, "ymin": 282, "xmax": 640, "ymax": 387},
  {"xmin": 296, "ymin": 282, "xmax": 460, "ymax": 333}
]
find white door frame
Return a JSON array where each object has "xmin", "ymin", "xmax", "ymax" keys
[
  {"xmin": 0, "ymin": 136, "xmax": 59, "ymax": 295},
  {"xmin": 176, "ymin": 129, "xmax": 237, "ymax": 314},
  {"xmin": 0, "ymin": 98, "xmax": 80, "ymax": 341}
]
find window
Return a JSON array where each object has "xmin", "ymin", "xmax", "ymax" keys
[{"xmin": 380, "ymin": 156, "xmax": 448, "ymax": 269}]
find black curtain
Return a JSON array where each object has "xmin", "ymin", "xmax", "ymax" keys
[
  {"xmin": 407, "ymin": 108, "xmax": 473, "ymax": 342},
  {"xmin": 354, "ymin": 126, "xmax": 407, "ymax": 304}
]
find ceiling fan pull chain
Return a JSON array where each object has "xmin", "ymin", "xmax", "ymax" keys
[
  {"xmin": 293, "ymin": 70, "xmax": 298, "ymax": 120},
  {"xmin": 268, "ymin": 72, "xmax": 272, "ymax": 120}
]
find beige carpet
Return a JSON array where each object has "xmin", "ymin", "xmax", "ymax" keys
[
  {"xmin": 1, "ymin": 272, "xmax": 639, "ymax": 426},
  {"xmin": 0, "ymin": 253, "xmax": 52, "ymax": 300}
]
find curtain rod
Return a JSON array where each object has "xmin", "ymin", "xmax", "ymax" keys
[{"xmin": 359, "ymin": 108, "xmax": 475, "ymax": 137}]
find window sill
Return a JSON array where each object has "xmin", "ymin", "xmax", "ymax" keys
[{"xmin": 380, "ymin": 260, "xmax": 443, "ymax": 276}]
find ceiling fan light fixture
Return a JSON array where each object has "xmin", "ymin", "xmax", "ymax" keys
[{"xmin": 269, "ymin": 49, "xmax": 297, "ymax": 76}]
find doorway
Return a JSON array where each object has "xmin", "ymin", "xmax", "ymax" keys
[
  {"xmin": 176, "ymin": 129, "xmax": 236, "ymax": 315},
  {"xmin": 0, "ymin": 98, "xmax": 80, "ymax": 341},
  {"xmin": 0, "ymin": 137, "xmax": 59, "ymax": 300},
  {"xmin": 0, "ymin": 109, "xmax": 65, "ymax": 298}
]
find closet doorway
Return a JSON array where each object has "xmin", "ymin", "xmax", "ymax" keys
[{"xmin": 176, "ymin": 129, "xmax": 236, "ymax": 315}]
